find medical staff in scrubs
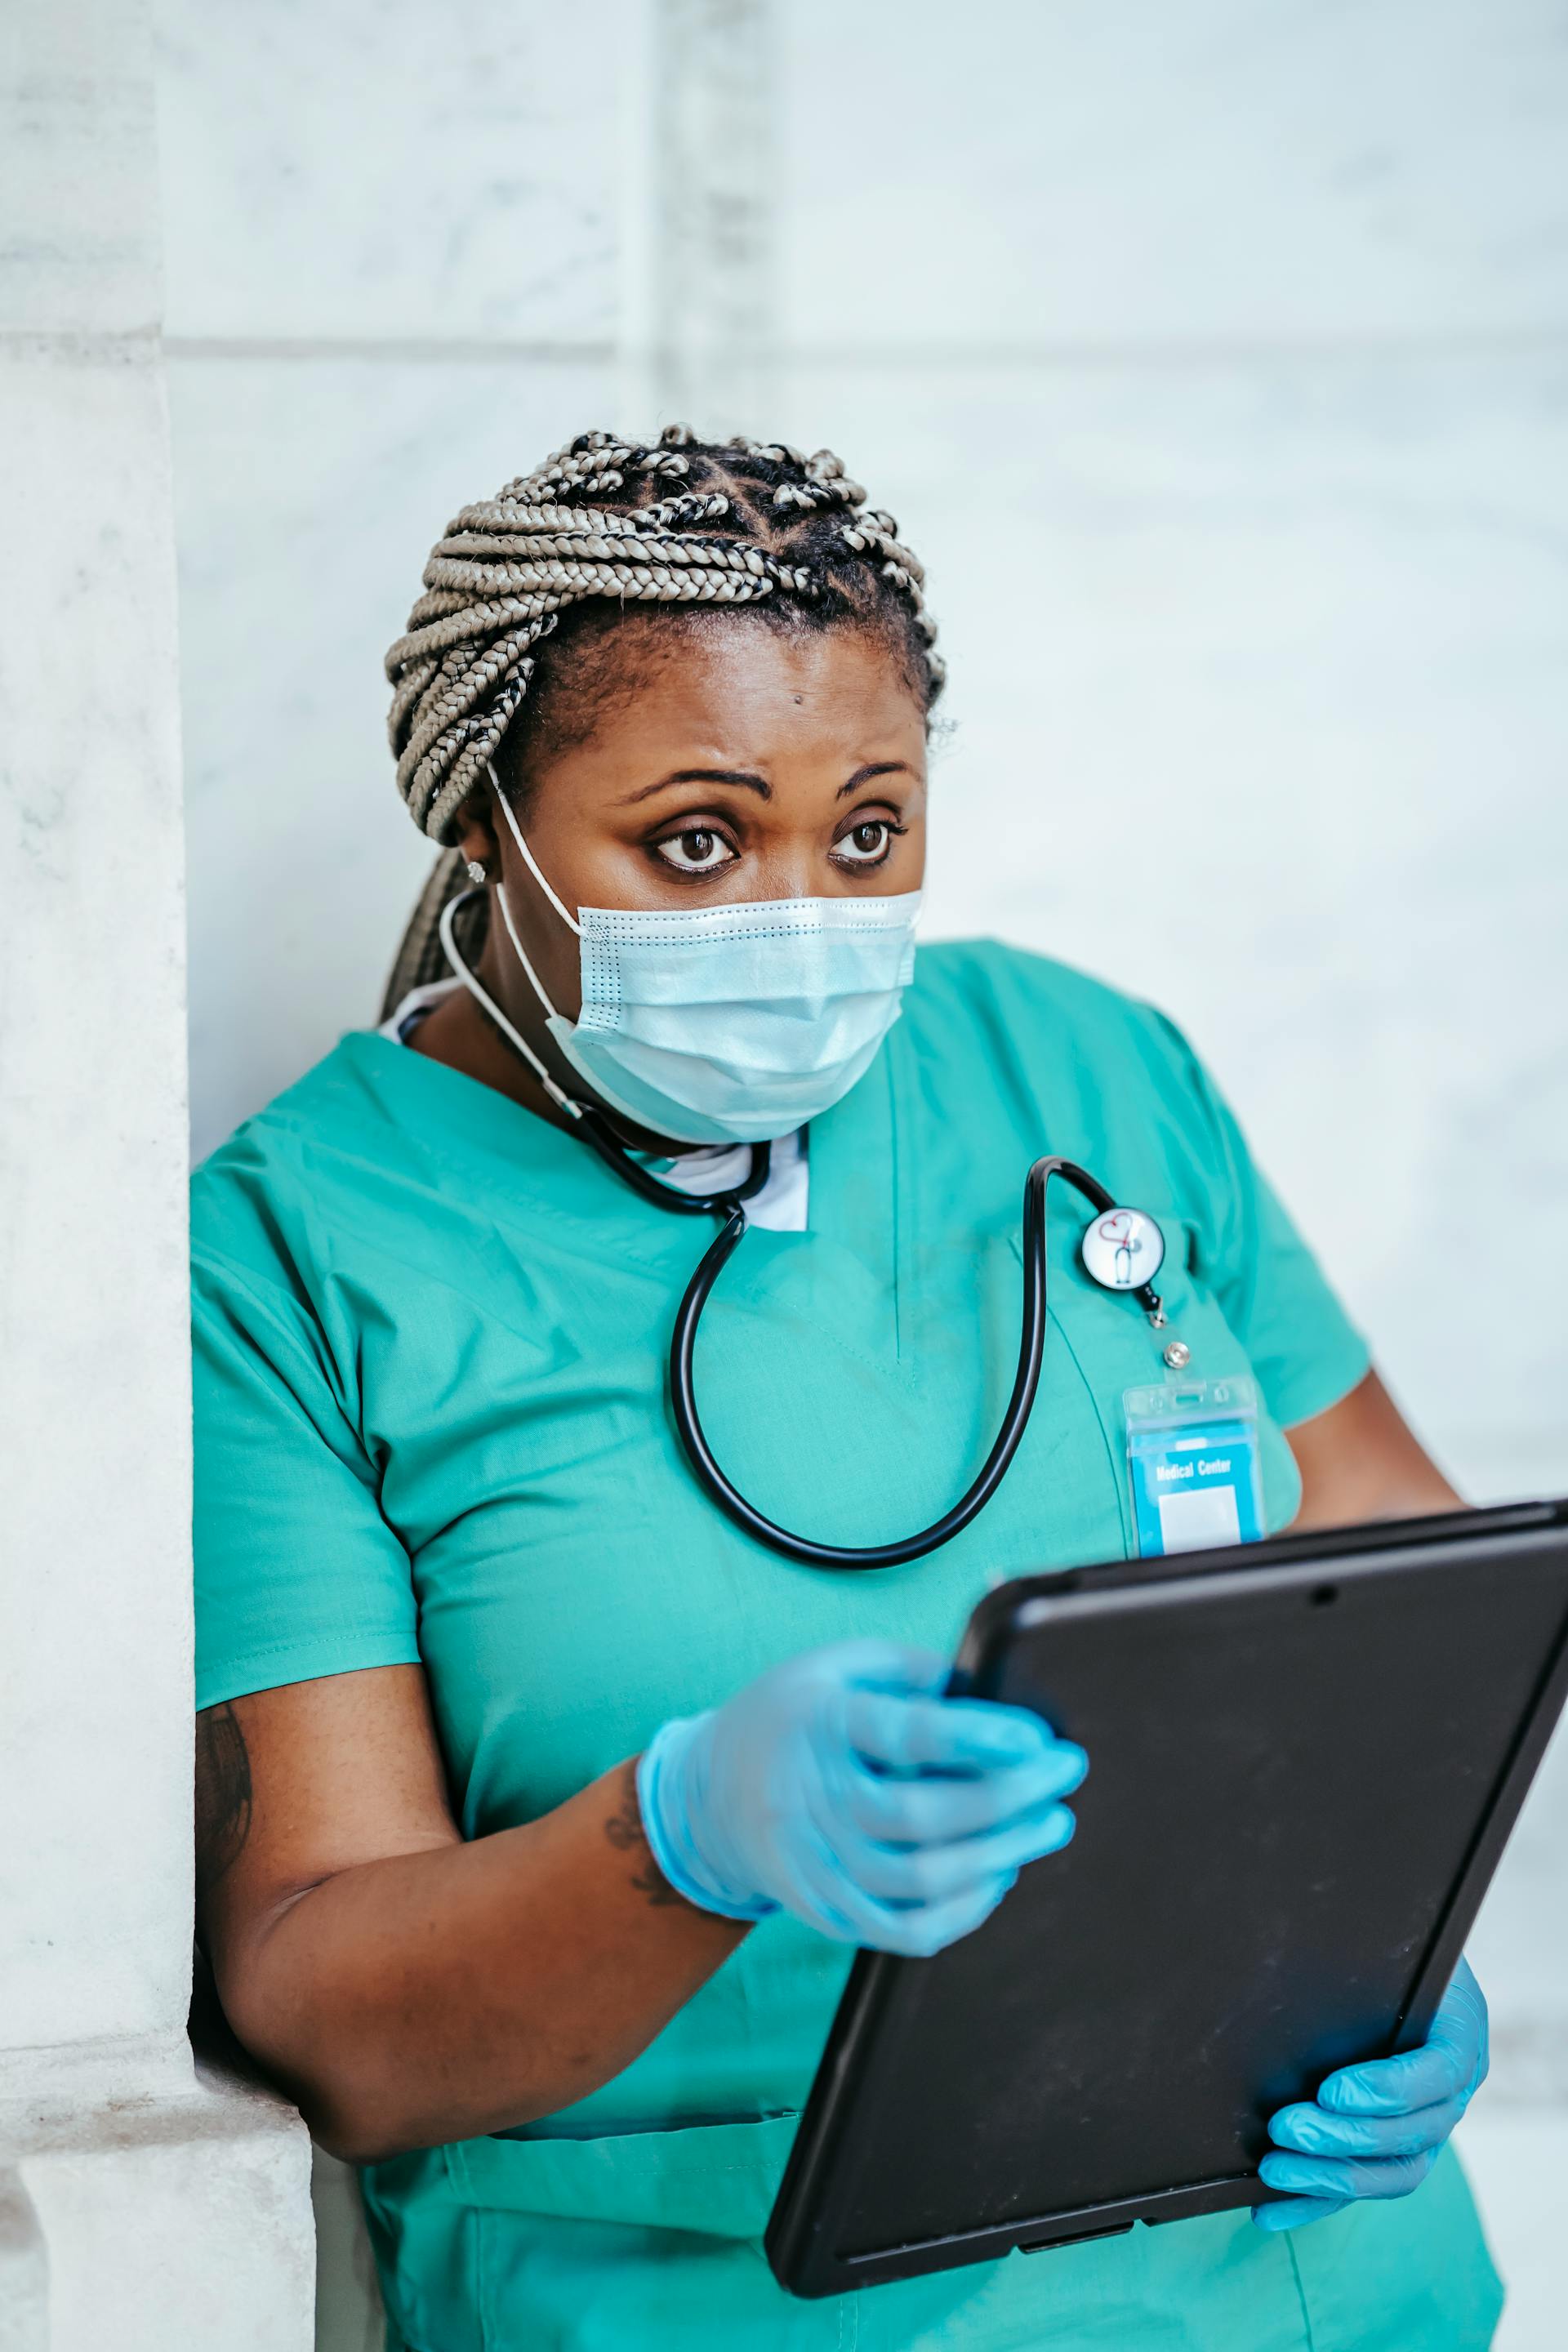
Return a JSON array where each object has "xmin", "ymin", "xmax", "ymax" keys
[{"xmin": 192, "ymin": 429, "xmax": 1502, "ymax": 2351}]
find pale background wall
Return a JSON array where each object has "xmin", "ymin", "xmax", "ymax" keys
[
  {"xmin": 1, "ymin": 4, "xmax": 314, "ymax": 2343},
  {"xmin": 149, "ymin": 2, "xmax": 1565, "ymax": 2343}
]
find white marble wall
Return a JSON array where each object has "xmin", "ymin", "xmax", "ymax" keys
[
  {"xmin": 779, "ymin": 2, "xmax": 1568, "ymax": 350},
  {"xmin": 155, "ymin": 0, "xmax": 633, "ymax": 1161},
  {"xmin": 156, "ymin": 0, "xmax": 625, "ymax": 346},
  {"xmin": 154, "ymin": 2, "xmax": 1566, "ymax": 2342},
  {"xmin": 0, "ymin": 2, "xmax": 313, "ymax": 2343}
]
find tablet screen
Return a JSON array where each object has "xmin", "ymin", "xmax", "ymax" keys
[{"xmin": 775, "ymin": 1524, "xmax": 1568, "ymax": 2285}]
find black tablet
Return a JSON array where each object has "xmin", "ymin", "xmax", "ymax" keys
[{"xmin": 766, "ymin": 1499, "xmax": 1568, "ymax": 2298}]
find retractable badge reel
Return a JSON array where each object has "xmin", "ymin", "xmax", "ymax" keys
[
  {"xmin": 1080, "ymin": 1208, "xmax": 1167, "ymax": 1310},
  {"xmin": 1079, "ymin": 1206, "xmax": 1263, "ymax": 1559}
]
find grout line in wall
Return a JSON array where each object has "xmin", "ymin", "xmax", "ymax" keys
[
  {"xmin": 791, "ymin": 329, "xmax": 1568, "ymax": 372},
  {"xmin": 144, "ymin": 327, "xmax": 1568, "ymax": 370},
  {"xmin": 11, "ymin": 327, "xmax": 1565, "ymax": 371},
  {"xmin": 159, "ymin": 334, "xmax": 620, "ymax": 363}
]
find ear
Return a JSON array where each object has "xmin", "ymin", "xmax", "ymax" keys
[{"xmin": 453, "ymin": 791, "xmax": 501, "ymax": 876}]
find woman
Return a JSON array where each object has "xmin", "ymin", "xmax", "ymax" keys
[{"xmin": 193, "ymin": 430, "xmax": 1499, "ymax": 2350}]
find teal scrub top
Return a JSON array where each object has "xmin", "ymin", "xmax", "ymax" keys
[{"xmin": 191, "ymin": 942, "xmax": 1502, "ymax": 2352}]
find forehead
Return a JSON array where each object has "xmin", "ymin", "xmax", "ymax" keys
[{"xmin": 555, "ymin": 618, "xmax": 928, "ymax": 781}]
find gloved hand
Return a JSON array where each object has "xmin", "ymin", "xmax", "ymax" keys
[
  {"xmin": 636, "ymin": 1637, "xmax": 1086, "ymax": 1956},
  {"xmin": 1253, "ymin": 1958, "xmax": 1489, "ymax": 2231}
]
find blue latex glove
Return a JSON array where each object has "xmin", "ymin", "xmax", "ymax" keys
[
  {"xmin": 637, "ymin": 1637, "xmax": 1086, "ymax": 1956},
  {"xmin": 1253, "ymin": 1958, "xmax": 1490, "ymax": 2230}
]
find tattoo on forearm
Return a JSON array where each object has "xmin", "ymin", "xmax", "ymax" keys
[
  {"xmin": 604, "ymin": 1762, "xmax": 684, "ymax": 1908},
  {"xmin": 194, "ymin": 1703, "xmax": 252, "ymax": 1898}
]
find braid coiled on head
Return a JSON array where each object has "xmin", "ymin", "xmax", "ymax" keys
[{"xmin": 384, "ymin": 425, "xmax": 944, "ymax": 848}]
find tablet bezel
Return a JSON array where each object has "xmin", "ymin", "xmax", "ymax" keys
[{"xmin": 764, "ymin": 1499, "xmax": 1568, "ymax": 2299}]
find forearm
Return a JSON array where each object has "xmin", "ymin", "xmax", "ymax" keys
[{"xmin": 215, "ymin": 1760, "xmax": 746, "ymax": 2163}]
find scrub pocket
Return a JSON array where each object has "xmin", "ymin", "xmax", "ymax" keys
[
  {"xmin": 1030, "ymin": 1209, "xmax": 1304, "ymax": 1556},
  {"xmin": 452, "ymin": 2110, "xmax": 800, "ymax": 2239}
]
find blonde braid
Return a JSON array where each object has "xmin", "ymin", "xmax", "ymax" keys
[{"xmin": 384, "ymin": 425, "xmax": 944, "ymax": 847}]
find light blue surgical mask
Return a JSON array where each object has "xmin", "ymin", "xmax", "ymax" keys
[{"xmin": 480, "ymin": 765, "xmax": 920, "ymax": 1146}]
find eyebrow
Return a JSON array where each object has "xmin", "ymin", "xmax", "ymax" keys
[
  {"xmin": 836, "ymin": 761, "xmax": 914, "ymax": 800},
  {"xmin": 617, "ymin": 760, "xmax": 915, "ymax": 808},
  {"xmin": 618, "ymin": 768, "xmax": 771, "ymax": 804}
]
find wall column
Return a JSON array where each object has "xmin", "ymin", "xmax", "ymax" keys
[
  {"xmin": 0, "ymin": 3, "xmax": 314, "ymax": 2341},
  {"xmin": 654, "ymin": 0, "xmax": 777, "ymax": 433}
]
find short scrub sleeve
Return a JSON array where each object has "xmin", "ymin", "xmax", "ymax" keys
[
  {"xmin": 192, "ymin": 1249, "xmax": 422, "ymax": 1713},
  {"xmin": 1145, "ymin": 1009, "xmax": 1370, "ymax": 1432}
]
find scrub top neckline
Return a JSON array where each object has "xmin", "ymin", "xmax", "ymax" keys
[{"xmin": 332, "ymin": 1021, "xmax": 901, "ymax": 1263}]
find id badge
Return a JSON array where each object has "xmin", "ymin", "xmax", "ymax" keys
[{"xmin": 1125, "ymin": 1377, "xmax": 1265, "ymax": 1557}]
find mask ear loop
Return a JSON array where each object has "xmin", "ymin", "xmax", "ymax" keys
[
  {"xmin": 481, "ymin": 758, "xmax": 587, "ymax": 1037},
  {"xmin": 491, "ymin": 869, "xmax": 566, "ymax": 1024},
  {"xmin": 488, "ymin": 759, "xmax": 582, "ymax": 937}
]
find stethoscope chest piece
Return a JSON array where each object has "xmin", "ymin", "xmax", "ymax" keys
[{"xmin": 1080, "ymin": 1206, "xmax": 1165, "ymax": 1294}]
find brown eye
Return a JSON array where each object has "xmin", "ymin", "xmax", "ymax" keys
[
  {"xmin": 835, "ymin": 820, "xmax": 893, "ymax": 866},
  {"xmin": 655, "ymin": 827, "xmax": 736, "ymax": 875}
]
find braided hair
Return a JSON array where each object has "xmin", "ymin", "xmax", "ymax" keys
[{"xmin": 381, "ymin": 426, "xmax": 942, "ymax": 1009}]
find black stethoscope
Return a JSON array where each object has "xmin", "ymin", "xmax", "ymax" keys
[{"xmin": 442, "ymin": 889, "xmax": 1174, "ymax": 1573}]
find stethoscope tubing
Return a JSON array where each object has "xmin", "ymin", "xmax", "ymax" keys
[
  {"xmin": 670, "ymin": 1155, "xmax": 1155, "ymax": 1570},
  {"xmin": 438, "ymin": 888, "xmax": 1164, "ymax": 1570},
  {"xmin": 573, "ymin": 1116, "xmax": 1161, "ymax": 1566}
]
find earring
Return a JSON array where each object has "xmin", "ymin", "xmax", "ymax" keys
[{"xmin": 466, "ymin": 859, "xmax": 488, "ymax": 885}]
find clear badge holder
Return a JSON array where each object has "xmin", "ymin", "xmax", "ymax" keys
[{"xmin": 1124, "ymin": 1376, "xmax": 1265, "ymax": 1557}]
